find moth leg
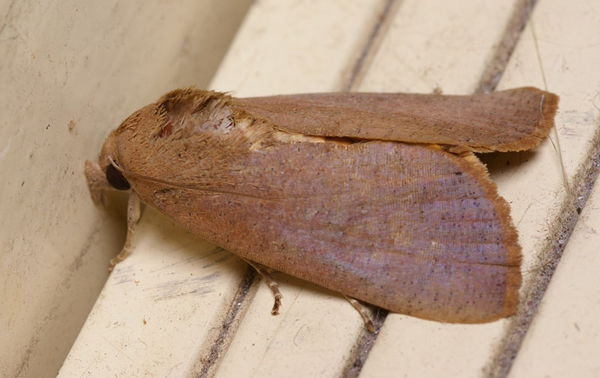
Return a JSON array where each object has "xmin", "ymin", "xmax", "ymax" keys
[
  {"xmin": 344, "ymin": 295, "xmax": 375, "ymax": 333},
  {"xmin": 243, "ymin": 259, "xmax": 283, "ymax": 315},
  {"xmin": 109, "ymin": 192, "xmax": 141, "ymax": 272},
  {"xmin": 84, "ymin": 160, "xmax": 113, "ymax": 206}
]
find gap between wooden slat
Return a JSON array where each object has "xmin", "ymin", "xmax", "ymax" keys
[
  {"xmin": 342, "ymin": 0, "xmax": 399, "ymax": 92},
  {"xmin": 475, "ymin": 0, "xmax": 539, "ymax": 94},
  {"xmin": 341, "ymin": 309, "xmax": 388, "ymax": 378},
  {"xmin": 193, "ymin": 267, "xmax": 257, "ymax": 377}
]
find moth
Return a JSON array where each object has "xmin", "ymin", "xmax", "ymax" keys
[{"xmin": 85, "ymin": 87, "xmax": 558, "ymax": 325}]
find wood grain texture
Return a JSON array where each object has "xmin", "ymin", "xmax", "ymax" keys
[{"xmin": 92, "ymin": 87, "xmax": 558, "ymax": 322}]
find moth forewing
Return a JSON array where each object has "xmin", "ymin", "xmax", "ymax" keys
[{"xmin": 235, "ymin": 87, "xmax": 558, "ymax": 152}]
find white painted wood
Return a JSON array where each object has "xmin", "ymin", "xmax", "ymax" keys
[
  {"xmin": 506, "ymin": 0, "xmax": 600, "ymax": 375},
  {"xmin": 0, "ymin": 1, "xmax": 251, "ymax": 376},
  {"xmin": 362, "ymin": 0, "xmax": 600, "ymax": 376}
]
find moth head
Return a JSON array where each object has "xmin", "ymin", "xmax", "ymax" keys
[
  {"xmin": 90, "ymin": 89, "xmax": 249, "ymax": 197},
  {"xmin": 95, "ymin": 98, "xmax": 165, "ymax": 191}
]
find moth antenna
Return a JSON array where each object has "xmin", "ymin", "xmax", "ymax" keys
[
  {"xmin": 108, "ymin": 156, "xmax": 124, "ymax": 172},
  {"xmin": 548, "ymin": 128, "xmax": 571, "ymax": 198}
]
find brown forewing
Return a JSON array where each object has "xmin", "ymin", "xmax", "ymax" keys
[
  {"xmin": 234, "ymin": 88, "xmax": 558, "ymax": 152},
  {"xmin": 129, "ymin": 138, "xmax": 521, "ymax": 323}
]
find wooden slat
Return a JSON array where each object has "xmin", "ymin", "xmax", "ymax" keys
[
  {"xmin": 362, "ymin": 0, "xmax": 600, "ymax": 376},
  {"xmin": 358, "ymin": 0, "xmax": 517, "ymax": 94},
  {"xmin": 60, "ymin": 209, "xmax": 249, "ymax": 376},
  {"xmin": 489, "ymin": 0, "xmax": 600, "ymax": 373},
  {"xmin": 0, "ymin": 1, "xmax": 252, "ymax": 377},
  {"xmin": 510, "ymin": 183, "xmax": 600, "ymax": 378},
  {"xmin": 505, "ymin": 0, "xmax": 600, "ymax": 375},
  {"xmin": 211, "ymin": 0, "xmax": 391, "ymax": 96}
]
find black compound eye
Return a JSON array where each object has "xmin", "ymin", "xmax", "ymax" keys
[{"xmin": 105, "ymin": 163, "xmax": 130, "ymax": 190}]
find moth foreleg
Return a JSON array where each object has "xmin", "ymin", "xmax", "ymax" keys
[
  {"xmin": 344, "ymin": 295, "xmax": 375, "ymax": 333},
  {"xmin": 243, "ymin": 259, "xmax": 283, "ymax": 315},
  {"xmin": 84, "ymin": 160, "xmax": 112, "ymax": 206},
  {"xmin": 109, "ymin": 192, "xmax": 141, "ymax": 272}
]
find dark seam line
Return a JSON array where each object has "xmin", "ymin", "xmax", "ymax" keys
[
  {"xmin": 195, "ymin": 266, "xmax": 256, "ymax": 377},
  {"xmin": 342, "ymin": 0, "xmax": 397, "ymax": 93},
  {"xmin": 475, "ymin": 0, "xmax": 539, "ymax": 94}
]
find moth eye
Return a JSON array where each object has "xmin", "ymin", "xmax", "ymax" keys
[{"xmin": 105, "ymin": 164, "xmax": 130, "ymax": 190}]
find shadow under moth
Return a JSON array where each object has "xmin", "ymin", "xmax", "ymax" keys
[{"xmin": 85, "ymin": 87, "xmax": 558, "ymax": 325}]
